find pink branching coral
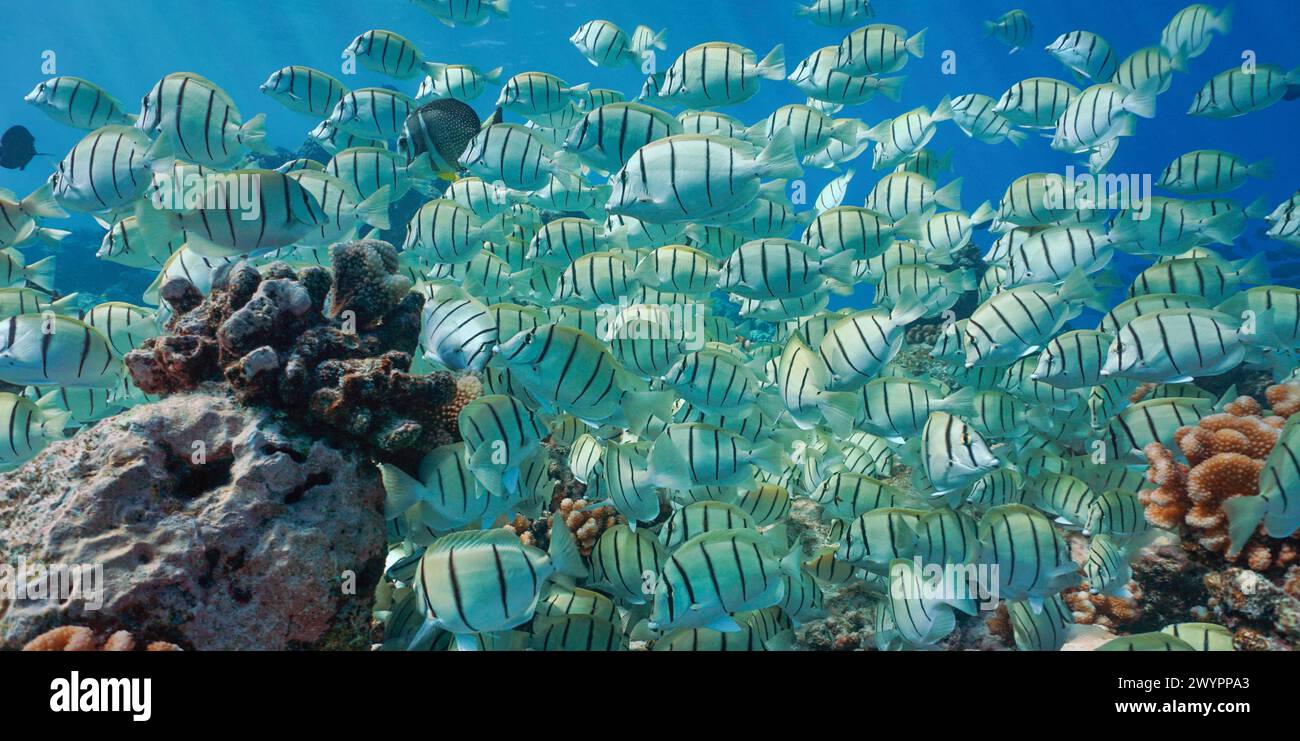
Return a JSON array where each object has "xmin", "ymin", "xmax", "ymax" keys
[
  {"xmin": 23, "ymin": 626, "xmax": 181, "ymax": 651},
  {"xmin": 1063, "ymin": 584, "xmax": 1143, "ymax": 629},
  {"xmin": 1142, "ymin": 384, "xmax": 1300, "ymax": 570}
]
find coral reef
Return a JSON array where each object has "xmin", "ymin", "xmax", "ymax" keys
[
  {"xmin": 1062, "ymin": 584, "xmax": 1143, "ymax": 630},
  {"xmin": 1141, "ymin": 386, "xmax": 1300, "ymax": 571},
  {"xmin": 124, "ymin": 241, "xmax": 459, "ymax": 462},
  {"xmin": 23, "ymin": 625, "xmax": 181, "ymax": 652},
  {"xmin": 0, "ymin": 392, "xmax": 385, "ymax": 650},
  {"xmin": 505, "ymin": 497, "xmax": 624, "ymax": 557},
  {"xmin": 1203, "ymin": 567, "xmax": 1300, "ymax": 650}
]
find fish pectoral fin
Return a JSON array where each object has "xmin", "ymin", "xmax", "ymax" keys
[{"xmin": 703, "ymin": 614, "xmax": 743, "ymax": 633}]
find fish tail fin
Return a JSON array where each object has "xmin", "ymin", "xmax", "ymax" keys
[
  {"xmin": 864, "ymin": 117, "xmax": 894, "ymax": 143},
  {"xmin": 1222, "ymin": 495, "xmax": 1266, "ymax": 558},
  {"xmin": 1202, "ymin": 209, "xmax": 1245, "ymax": 245},
  {"xmin": 490, "ymin": 0, "xmax": 509, "ymax": 17},
  {"xmin": 933, "ymin": 177, "xmax": 963, "ymax": 210},
  {"xmin": 144, "ymin": 130, "xmax": 176, "ymax": 174},
  {"xmin": 19, "ymin": 183, "xmax": 67, "ymax": 219},
  {"xmin": 926, "ymin": 242, "xmax": 954, "ymax": 265},
  {"xmin": 404, "ymin": 153, "xmax": 437, "ymax": 182},
  {"xmin": 830, "ymin": 118, "xmax": 862, "ymax": 145},
  {"xmin": 817, "ymin": 391, "xmax": 859, "ymax": 438},
  {"xmin": 931, "ymin": 95, "xmax": 953, "ymax": 123},
  {"xmin": 483, "ymin": 66, "xmax": 505, "ymax": 82},
  {"xmin": 936, "ymin": 386, "xmax": 977, "ymax": 417},
  {"xmin": 890, "ymin": 210, "xmax": 924, "ymax": 240},
  {"xmin": 756, "ymin": 44, "xmax": 786, "ymax": 80},
  {"xmin": 970, "ymin": 200, "xmax": 996, "ymax": 226},
  {"xmin": 755, "ymin": 128, "xmax": 804, "ymax": 180},
  {"xmin": 649, "ymin": 28, "xmax": 668, "ymax": 51},
  {"xmin": 354, "ymin": 185, "xmax": 392, "ymax": 230},
  {"xmin": 1244, "ymin": 195, "xmax": 1271, "ymax": 219},
  {"xmin": 1024, "ymin": 404, "xmax": 1057, "ymax": 434},
  {"xmin": 1006, "ymin": 129, "xmax": 1029, "ymax": 148},
  {"xmin": 1247, "ymin": 158, "xmax": 1273, "ymax": 181},
  {"xmin": 875, "ymin": 75, "xmax": 906, "ymax": 102},
  {"xmin": 133, "ymin": 198, "xmax": 182, "ymax": 250},
  {"xmin": 982, "ymin": 20, "xmax": 997, "ymax": 37},
  {"xmin": 238, "ymin": 112, "xmax": 273, "ymax": 155},
  {"xmin": 794, "ymin": 2, "xmax": 811, "ymax": 16},
  {"xmin": 23, "ymin": 255, "xmax": 56, "ymax": 292},
  {"xmin": 548, "ymin": 513, "xmax": 589, "ymax": 579},
  {"xmin": 1232, "ymin": 252, "xmax": 1270, "ymax": 286},
  {"xmin": 889, "ymin": 288, "xmax": 929, "ymax": 326},
  {"xmin": 906, "ymin": 28, "xmax": 928, "ymax": 58},
  {"xmin": 41, "ymin": 410, "xmax": 73, "ymax": 439},
  {"xmin": 35, "ymin": 228, "xmax": 72, "ymax": 247},
  {"xmin": 950, "ymin": 268, "xmax": 978, "ymax": 293},
  {"xmin": 1057, "ymin": 267, "xmax": 1100, "ymax": 307},
  {"xmin": 50, "ymin": 292, "xmax": 81, "ymax": 316},
  {"xmin": 818, "ymin": 249, "xmax": 856, "ymax": 286},
  {"xmin": 1122, "ymin": 78, "xmax": 1160, "ymax": 119},
  {"xmin": 378, "ymin": 462, "xmax": 428, "ymax": 517},
  {"xmin": 749, "ymin": 437, "xmax": 791, "ymax": 477},
  {"xmin": 623, "ymin": 390, "xmax": 674, "ymax": 435},
  {"xmin": 1214, "ymin": 3, "xmax": 1234, "ymax": 34}
]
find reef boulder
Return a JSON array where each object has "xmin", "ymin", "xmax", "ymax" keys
[{"xmin": 0, "ymin": 391, "xmax": 386, "ymax": 650}]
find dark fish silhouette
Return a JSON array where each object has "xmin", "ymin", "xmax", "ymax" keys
[
  {"xmin": 0, "ymin": 126, "xmax": 38, "ymax": 170},
  {"xmin": 398, "ymin": 98, "xmax": 484, "ymax": 179}
]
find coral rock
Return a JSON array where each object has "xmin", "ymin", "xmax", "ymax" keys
[
  {"xmin": 0, "ymin": 392, "xmax": 385, "ymax": 650},
  {"xmin": 23, "ymin": 626, "xmax": 181, "ymax": 652}
]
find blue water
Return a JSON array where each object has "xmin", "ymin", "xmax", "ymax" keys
[{"xmin": 2, "ymin": 0, "xmax": 1299, "ymax": 303}]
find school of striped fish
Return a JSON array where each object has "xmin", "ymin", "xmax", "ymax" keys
[{"xmin": 2, "ymin": 0, "xmax": 1299, "ymax": 651}]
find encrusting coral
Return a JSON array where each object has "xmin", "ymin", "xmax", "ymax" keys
[
  {"xmin": 1142, "ymin": 384, "xmax": 1300, "ymax": 571},
  {"xmin": 23, "ymin": 625, "xmax": 181, "ymax": 652},
  {"xmin": 125, "ymin": 240, "xmax": 459, "ymax": 462}
]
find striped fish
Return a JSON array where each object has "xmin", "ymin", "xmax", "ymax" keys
[
  {"xmin": 658, "ymin": 42, "xmax": 786, "ymax": 108},
  {"xmin": 1098, "ymin": 293, "xmax": 1209, "ymax": 334},
  {"xmin": 777, "ymin": 549, "xmax": 827, "ymax": 626},
  {"xmin": 0, "ymin": 391, "xmax": 69, "ymax": 470},
  {"xmin": 552, "ymin": 250, "xmax": 638, "ymax": 306},
  {"xmin": 403, "ymin": 199, "xmax": 501, "ymax": 264},
  {"xmin": 835, "ymin": 24, "xmax": 925, "ymax": 75},
  {"xmin": 817, "ymin": 296, "xmax": 927, "ymax": 390},
  {"xmin": 1159, "ymin": 150, "xmax": 1271, "ymax": 194},
  {"xmin": 1046, "ymin": 30, "xmax": 1119, "ymax": 82},
  {"xmin": 607, "ymin": 132, "xmax": 803, "ymax": 224},
  {"xmin": 25, "ymin": 76, "xmax": 134, "ymax": 130},
  {"xmin": 1097, "ymin": 395, "xmax": 1216, "ymax": 461},
  {"xmin": 737, "ymin": 483, "xmax": 791, "ymax": 527},
  {"xmin": 857, "ymin": 379, "xmax": 974, "ymax": 442},
  {"xmin": 50, "ymin": 125, "xmax": 170, "ymax": 213},
  {"xmin": 950, "ymin": 93, "xmax": 1027, "ymax": 146},
  {"xmin": 259, "ymin": 66, "xmax": 348, "ymax": 117},
  {"xmin": 913, "ymin": 506, "xmax": 979, "ymax": 567},
  {"xmin": 589, "ymin": 440, "xmax": 661, "ymax": 524},
  {"xmin": 797, "ymin": 0, "xmax": 873, "ymax": 27},
  {"xmin": 378, "ymin": 442, "xmax": 494, "ymax": 533},
  {"xmin": 1161, "ymin": 622, "xmax": 1235, "ymax": 651},
  {"xmin": 136, "ymin": 169, "xmax": 329, "ymax": 258},
  {"xmin": 967, "ymin": 389, "xmax": 1038, "ymax": 440},
  {"xmin": 1218, "ymin": 286, "xmax": 1300, "ymax": 349},
  {"xmin": 964, "ymin": 269, "xmax": 1096, "ymax": 368},
  {"xmin": 412, "ymin": 0, "xmax": 509, "ymax": 28},
  {"xmin": 884, "ymin": 555, "xmax": 974, "ymax": 647},
  {"xmin": 497, "ymin": 71, "xmax": 588, "ymax": 118},
  {"xmin": 308, "ymin": 121, "xmax": 389, "ymax": 155},
  {"xmin": 662, "ymin": 347, "xmax": 769, "ymax": 417},
  {"xmin": 647, "ymin": 422, "xmax": 785, "ymax": 489},
  {"xmin": 457, "ymin": 393, "xmax": 547, "ymax": 497},
  {"xmin": 677, "ymin": 110, "xmax": 747, "ymax": 138},
  {"xmin": 136, "ymin": 72, "xmax": 269, "ymax": 167},
  {"xmin": 1083, "ymin": 534, "xmax": 1132, "ymax": 596},
  {"xmin": 1225, "ymin": 413, "xmax": 1300, "ymax": 553},
  {"xmin": 718, "ymin": 238, "xmax": 855, "ymax": 301},
  {"xmin": 0, "ymin": 314, "xmax": 123, "ymax": 389},
  {"xmin": 590, "ymin": 523, "xmax": 667, "ymax": 604},
  {"xmin": 96, "ymin": 214, "xmax": 182, "ymax": 269},
  {"xmin": 789, "ymin": 46, "xmax": 904, "ymax": 107},
  {"xmin": 1112, "ymin": 46, "xmax": 1184, "ymax": 94},
  {"xmin": 419, "ymin": 286, "xmax": 497, "ymax": 372},
  {"xmin": 0, "ymin": 288, "xmax": 76, "ymax": 321},
  {"xmin": 810, "ymin": 471, "xmax": 907, "ymax": 521},
  {"xmin": 977, "ymin": 504, "xmax": 1079, "ymax": 607},
  {"xmin": 864, "ymin": 172, "xmax": 962, "ymax": 220},
  {"xmin": 752, "ymin": 103, "xmax": 863, "ymax": 158},
  {"xmin": 346, "ymin": 29, "xmax": 429, "ymax": 79},
  {"xmin": 1004, "ymin": 226, "xmax": 1118, "ymax": 286},
  {"xmin": 287, "ymin": 171, "xmax": 390, "ymax": 247},
  {"xmin": 1051, "ymin": 81, "xmax": 1158, "ymax": 153},
  {"xmin": 328, "ymin": 87, "xmax": 416, "ymax": 139},
  {"xmin": 917, "ymin": 411, "xmax": 1000, "ymax": 496},
  {"xmin": 0, "ymin": 186, "xmax": 68, "ymax": 250},
  {"xmin": 526, "ymin": 217, "xmax": 624, "ymax": 267},
  {"xmin": 461, "ymin": 123, "xmax": 576, "ymax": 191},
  {"xmin": 564, "ymin": 102, "xmax": 680, "ymax": 175},
  {"xmin": 632, "ymin": 245, "xmax": 718, "ymax": 295},
  {"xmin": 1083, "ymin": 489, "xmax": 1150, "ymax": 537},
  {"xmin": 775, "ymin": 335, "xmax": 858, "ymax": 435},
  {"xmin": 143, "ymin": 247, "xmax": 236, "ymax": 306},
  {"xmin": 863, "ymin": 100, "xmax": 952, "ymax": 167},
  {"xmin": 1001, "ymin": 355, "xmax": 1087, "ymax": 410},
  {"xmin": 537, "ymin": 583, "xmax": 619, "ymax": 622},
  {"xmin": 1032, "ymin": 329, "xmax": 1113, "ymax": 389},
  {"xmin": 1161, "ymin": 3, "xmax": 1233, "ymax": 59},
  {"xmin": 1101, "ymin": 308, "xmax": 1247, "ymax": 383},
  {"xmin": 80, "ymin": 301, "xmax": 157, "ymax": 358},
  {"xmin": 1007, "ymin": 594, "xmax": 1074, "ymax": 651},
  {"xmin": 1029, "ymin": 472, "xmax": 1099, "ymax": 528},
  {"xmin": 801, "ymin": 206, "xmax": 910, "ymax": 261},
  {"xmin": 1188, "ymin": 64, "xmax": 1300, "ymax": 118},
  {"xmin": 984, "ymin": 10, "xmax": 1033, "ymax": 53},
  {"xmin": 993, "ymin": 77, "xmax": 1079, "ymax": 128},
  {"xmin": 659, "ymin": 501, "xmax": 756, "ymax": 551},
  {"xmin": 411, "ymin": 523, "xmax": 585, "ymax": 650},
  {"xmin": 417, "ymin": 63, "xmax": 502, "ymax": 102},
  {"xmin": 570, "ymin": 20, "xmax": 640, "ymax": 68},
  {"xmin": 966, "ymin": 468, "xmax": 1029, "ymax": 509},
  {"xmin": 35, "ymin": 386, "xmax": 122, "ymax": 426},
  {"xmin": 530, "ymin": 615, "xmax": 627, "ymax": 651},
  {"xmin": 649, "ymin": 527, "xmax": 789, "ymax": 632},
  {"xmin": 327, "ymin": 147, "xmax": 432, "ymax": 201}
]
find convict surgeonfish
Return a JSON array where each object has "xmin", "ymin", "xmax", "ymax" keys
[
  {"xmin": 0, "ymin": 391, "xmax": 70, "ymax": 471},
  {"xmin": 648, "ymin": 527, "xmax": 790, "ymax": 633},
  {"xmin": 1225, "ymin": 413, "xmax": 1300, "ymax": 554},
  {"xmin": 657, "ymin": 42, "xmax": 786, "ymax": 108},
  {"xmin": 50, "ymin": 125, "xmax": 171, "ymax": 213},
  {"xmin": 0, "ymin": 185, "xmax": 68, "ymax": 249},
  {"xmin": 25, "ymin": 76, "xmax": 135, "ymax": 130},
  {"xmin": 136, "ymin": 72, "xmax": 269, "ymax": 168},
  {"xmin": 0, "ymin": 314, "xmax": 124, "ymax": 389},
  {"xmin": 1161, "ymin": 3, "xmax": 1233, "ymax": 60},
  {"xmin": 978, "ymin": 504, "xmax": 1080, "ymax": 610},
  {"xmin": 1187, "ymin": 64, "xmax": 1300, "ymax": 119},
  {"xmin": 985, "ymin": 10, "xmax": 1033, "ymax": 53},
  {"xmin": 260, "ymin": 66, "xmax": 349, "ymax": 118}
]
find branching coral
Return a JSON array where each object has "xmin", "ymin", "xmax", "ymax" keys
[
  {"xmin": 505, "ymin": 497, "xmax": 624, "ymax": 556},
  {"xmin": 1062, "ymin": 583, "xmax": 1143, "ymax": 629},
  {"xmin": 1142, "ymin": 385, "xmax": 1300, "ymax": 571},
  {"xmin": 125, "ymin": 241, "xmax": 458, "ymax": 462},
  {"xmin": 23, "ymin": 626, "xmax": 181, "ymax": 651}
]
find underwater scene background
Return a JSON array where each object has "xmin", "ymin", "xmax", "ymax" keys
[{"xmin": 1, "ymin": 0, "xmax": 1300, "ymax": 652}]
